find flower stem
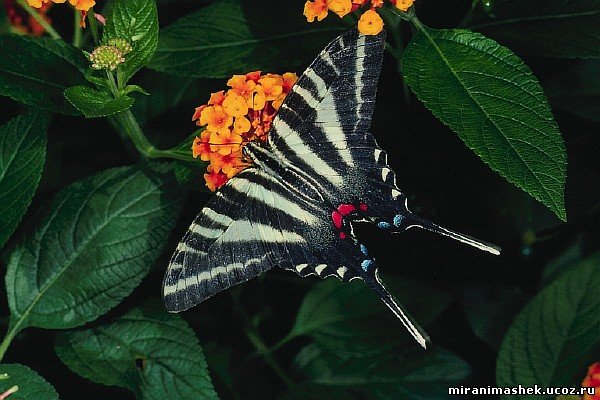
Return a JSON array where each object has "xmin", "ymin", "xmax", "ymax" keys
[
  {"xmin": 87, "ymin": 9, "xmax": 99, "ymax": 45},
  {"xmin": 15, "ymin": 0, "xmax": 61, "ymax": 40},
  {"xmin": 73, "ymin": 10, "xmax": 82, "ymax": 48}
]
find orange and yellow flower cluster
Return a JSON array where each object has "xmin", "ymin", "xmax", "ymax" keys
[
  {"xmin": 303, "ymin": 0, "xmax": 415, "ymax": 35},
  {"xmin": 4, "ymin": 0, "xmax": 51, "ymax": 36},
  {"xmin": 192, "ymin": 71, "xmax": 298, "ymax": 191},
  {"xmin": 27, "ymin": 0, "xmax": 94, "ymax": 12},
  {"xmin": 583, "ymin": 362, "xmax": 600, "ymax": 400}
]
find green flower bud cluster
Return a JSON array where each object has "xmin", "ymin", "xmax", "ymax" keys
[
  {"xmin": 108, "ymin": 38, "xmax": 133, "ymax": 55},
  {"xmin": 89, "ymin": 45, "xmax": 126, "ymax": 71}
]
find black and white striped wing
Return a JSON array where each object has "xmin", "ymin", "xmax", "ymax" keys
[
  {"xmin": 267, "ymin": 29, "xmax": 407, "ymax": 222},
  {"xmin": 163, "ymin": 168, "xmax": 314, "ymax": 312}
]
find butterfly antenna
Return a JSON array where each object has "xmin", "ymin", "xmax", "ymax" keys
[
  {"xmin": 365, "ymin": 269, "xmax": 430, "ymax": 349},
  {"xmin": 394, "ymin": 211, "xmax": 501, "ymax": 255}
]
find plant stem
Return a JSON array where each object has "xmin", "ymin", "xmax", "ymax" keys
[
  {"xmin": 243, "ymin": 325, "xmax": 294, "ymax": 389},
  {"xmin": 87, "ymin": 8, "xmax": 100, "ymax": 45},
  {"xmin": 15, "ymin": 0, "xmax": 61, "ymax": 40},
  {"xmin": 458, "ymin": 0, "xmax": 481, "ymax": 28},
  {"xmin": 73, "ymin": 10, "xmax": 82, "ymax": 47},
  {"xmin": 0, "ymin": 319, "xmax": 26, "ymax": 362}
]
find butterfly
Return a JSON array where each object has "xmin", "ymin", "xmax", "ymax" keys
[{"xmin": 163, "ymin": 28, "xmax": 500, "ymax": 348}]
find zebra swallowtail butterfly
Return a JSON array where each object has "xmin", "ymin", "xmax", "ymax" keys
[{"xmin": 163, "ymin": 29, "xmax": 500, "ymax": 348}]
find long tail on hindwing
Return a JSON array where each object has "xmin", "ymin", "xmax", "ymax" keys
[{"xmin": 386, "ymin": 210, "xmax": 501, "ymax": 255}]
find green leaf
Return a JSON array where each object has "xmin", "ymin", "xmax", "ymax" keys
[
  {"xmin": 403, "ymin": 27, "xmax": 567, "ymax": 221},
  {"xmin": 0, "ymin": 35, "xmax": 88, "ymax": 114},
  {"xmin": 0, "ymin": 364, "xmax": 58, "ymax": 400},
  {"xmin": 0, "ymin": 113, "xmax": 48, "ymax": 249},
  {"xmin": 496, "ymin": 257, "xmax": 600, "ymax": 398},
  {"xmin": 471, "ymin": 0, "xmax": 600, "ymax": 58},
  {"xmin": 5, "ymin": 164, "xmax": 183, "ymax": 332},
  {"xmin": 64, "ymin": 85, "xmax": 135, "ymax": 118},
  {"xmin": 55, "ymin": 302, "xmax": 218, "ymax": 399},
  {"xmin": 148, "ymin": 0, "xmax": 344, "ymax": 78},
  {"xmin": 297, "ymin": 344, "xmax": 470, "ymax": 399},
  {"xmin": 172, "ymin": 130, "xmax": 207, "ymax": 188},
  {"xmin": 130, "ymin": 71, "xmax": 200, "ymax": 125},
  {"xmin": 103, "ymin": 0, "xmax": 159, "ymax": 84},
  {"xmin": 290, "ymin": 277, "xmax": 450, "ymax": 357}
]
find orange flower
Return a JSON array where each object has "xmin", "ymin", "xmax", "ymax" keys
[
  {"xmin": 191, "ymin": 71, "xmax": 295, "ymax": 191},
  {"xmin": 199, "ymin": 105, "xmax": 233, "ymax": 132},
  {"xmin": 69, "ymin": 0, "xmax": 94, "ymax": 11},
  {"xmin": 211, "ymin": 150, "xmax": 246, "ymax": 178},
  {"xmin": 303, "ymin": 0, "xmax": 328, "ymax": 22},
  {"xmin": 222, "ymin": 93, "xmax": 249, "ymax": 118},
  {"xmin": 583, "ymin": 362, "xmax": 600, "ymax": 400},
  {"xmin": 191, "ymin": 130, "xmax": 211, "ymax": 161},
  {"xmin": 329, "ymin": 0, "xmax": 353, "ymax": 17},
  {"xmin": 204, "ymin": 166, "xmax": 229, "ymax": 192},
  {"xmin": 257, "ymin": 77, "xmax": 283, "ymax": 101},
  {"xmin": 233, "ymin": 116, "xmax": 251, "ymax": 134},
  {"xmin": 27, "ymin": 0, "xmax": 94, "ymax": 11},
  {"xmin": 227, "ymin": 75, "xmax": 256, "ymax": 99},
  {"xmin": 358, "ymin": 9, "xmax": 384, "ymax": 35},
  {"xmin": 394, "ymin": 0, "xmax": 414, "ymax": 11},
  {"xmin": 209, "ymin": 128, "xmax": 242, "ymax": 155},
  {"xmin": 282, "ymin": 72, "xmax": 298, "ymax": 93},
  {"xmin": 208, "ymin": 91, "xmax": 226, "ymax": 106}
]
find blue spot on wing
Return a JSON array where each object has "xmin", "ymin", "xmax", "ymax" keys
[
  {"xmin": 393, "ymin": 214, "xmax": 404, "ymax": 227},
  {"xmin": 360, "ymin": 244, "xmax": 369, "ymax": 256},
  {"xmin": 361, "ymin": 259, "xmax": 374, "ymax": 272},
  {"xmin": 377, "ymin": 221, "xmax": 391, "ymax": 229}
]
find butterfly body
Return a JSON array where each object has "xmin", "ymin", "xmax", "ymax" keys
[{"xmin": 163, "ymin": 29, "xmax": 500, "ymax": 348}]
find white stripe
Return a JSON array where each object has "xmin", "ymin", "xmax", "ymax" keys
[
  {"xmin": 316, "ymin": 94, "xmax": 353, "ymax": 167},
  {"xmin": 296, "ymin": 264, "xmax": 308, "ymax": 273},
  {"xmin": 274, "ymin": 120, "xmax": 342, "ymax": 185},
  {"xmin": 164, "ymin": 256, "xmax": 269, "ymax": 296},
  {"xmin": 232, "ymin": 177, "xmax": 319, "ymax": 224},
  {"xmin": 218, "ymin": 220, "xmax": 306, "ymax": 244},
  {"xmin": 176, "ymin": 242, "xmax": 198, "ymax": 253},
  {"xmin": 381, "ymin": 168, "xmax": 391, "ymax": 181},
  {"xmin": 315, "ymin": 264, "xmax": 327, "ymax": 275},
  {"xmin": 203, "ymin": 207, "xmax": 233, "ymax": 226},
  {"xmin": 354, "ymin": 35, "xmax": 367, "ymax": 125},
  {"xmin": 190, "ymin": 223, "xmax": 224, "ymax": 239}
]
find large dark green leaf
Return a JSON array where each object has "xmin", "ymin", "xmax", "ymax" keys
[
  {"xmin": 297, "ymin": 344, "xmax": 470, "ymax": 399},
  {"xmin": 104, "ymin": 0, "xmax": 159, "ymax": 84},
  {"xmin": 403, "ymin": 27, "xmax": 567, "ymax": 221},
  {"xmin": 55, "ymin": 303, "xmax": 218, "ymax": 400},
  {"xmin": 471, "ymin": 0, "xmax": 600, "ymax": 58},
  {"xmin": 64, "ymin": 86, "xmax": 134, "ymax": 118},
  {"xmin": 5, "ymin": 164, "xmax": 183, "ymax": 332},
  {"xmin": 148, "ymin": 0, "xmax": 344, "ymax": 78},
  {"xmin": 0, "ymin": 113, "xmax": 48, "ymax": 249},
  {"xmin": 0, "ymin": 35, "xmax": 88, "ymax": 114},
  {"xmin": 496, "ymin": 258, "xmax": 600, "ymax": 398},
  {"xmin": 290, "ymin": 278, "xmax": 449, "ymax": 357},
  {"xmin": 0, "ymin": 364, "xmax": 58, "ymax": 400}
]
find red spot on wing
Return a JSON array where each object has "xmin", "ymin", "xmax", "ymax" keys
[
  {"xmin": 337, "ymin": 203, "xmax": 356, "ymax": 216},
  {"xmin": 331, "ymin": 211, "xmax": 343, "ymax": 229},
  {"xmin": 359, "ymin": 203, "xmax": 368, "ymax": 211},
  {"xmin": 339, "ymin": 232, "xmax": 346, "ymax": 239}
]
